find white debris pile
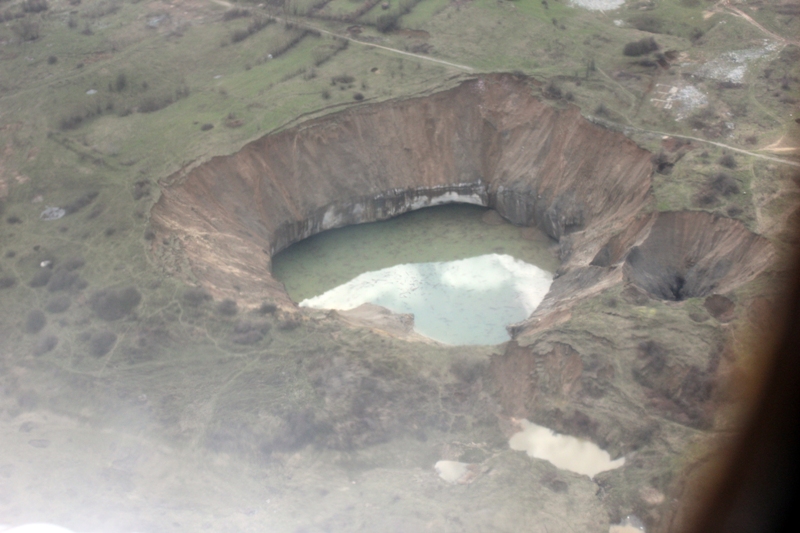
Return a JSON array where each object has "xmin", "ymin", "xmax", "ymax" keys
[
  {"xmin": 695, "ymin": 41, "xmax": 780, "ymax": 84},
  {"xmin": 650, "ymin": 84, "xmax": 708, "ymax": 120},
  {"xmin": 673, "ymin": 85, "xmax": 709, "ymax": 120},
  {"xmin": 569, "ymin": 0, "xmax": 625, "ymax": 10},
  {"xmin": 39, "ymin": 207, "xmax": 65, "ymax": 221}
]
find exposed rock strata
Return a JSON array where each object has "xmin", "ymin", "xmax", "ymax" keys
[{"xmin": 151, "ymin": 75, "xmax": 654, "ymax": 313}]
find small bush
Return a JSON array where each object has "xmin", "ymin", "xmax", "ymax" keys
[
  {"xmin": 710, "ymin": 173, "xmax": 739, "ymax": 196},
  {"xmin": 89, "ymin": 330, "xmax": 117, "ymax": 357},
  {"xmin": 594, "ymin": 103, "xmax": 610, "ymax": 117},
  {"xmin": 223, "ymin": 8, "xmax": 250, "ymax": 21},
  {"xmin": 29, "ymin": 269, "xmax": 52, "ymax": 288},
  {"xmin": 183, "ymin": 287, "xmax": 211, "ymax": 306},
  {"xmin": 47, "ymin": 55, "xmax": 57, "ymax": 65},
  {"xmin": 321, "ymin": 89, "xmax": 331, "ymax": 100},
  {"xmin": 353, "ymin": 92, "xmax": 364, "ymax": 101},
  {"xmin": 45, "ymin": 295, "xmax": 71, "ymax": 313},
  {"xmin": 375, "ymin": 13, "xmax": 400, "ymax": 33},
  {"xmin": 25, "ymin": 310, "xmax": 46, "ymax": 334},
  {"xmin": 230, "ymin": 16, "xmax": 273, "ymax": 44},
  {"xmin": 33, "ymin": 335, "xmax": 58, "ymax": 356},
  {"xmin": 331, "ymin": 74, "xmax": 355, "ymax": 85},
  {"xmin": 114, "ymin": 73, "xmax": 127, "ymax": 92},
  {"xmin": 623, "ymin": 37, "xmax": 659, "ymax": 57},
  {"xmin": 278, "ymin": 317, "xmax": 301, "ymax": 330},
  {"xmin": 217, "ymin": 298, "xmax": 238, "ymax": 316},
  {"xmin": 46, "ymin": 269, "xmax": 79, "ymax": 292},
  {"xmin": 200, "ymin": 123, "xmax": 214, "ymax": 131},
  {"xmin": 12, "ymin": 19, "xmax": 40, "ymax": 41},
  {"xmin": 544, "ymin": 81, "xmax": 562, "ymax": 99},
  {"xmin": 22, "ymin": 0, "xmax": 48, "ymax": 13},
  {"xmin": 258, "ymin": 301, "xmax": 278, "ymax": 314},
  {"xmin": 89, "ymin": 286, "xmax": 142, "ymax": 321},
  {"xmin": 0, "ymin": 275, "xmax": 16, "ymax": 289},
  {"xmin": 64, "ymin": 191, "xmax": 99, "ymax": 215},
  {"xmin": 718, "ymin": 153, "xmax": 737, "ymax": 169},
  {"xmin": 629, "ymin": 15, "xmax": 663, "ymax": 34}
]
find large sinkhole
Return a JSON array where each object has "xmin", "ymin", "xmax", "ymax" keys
[
  {"xmin": 272, "ymin": 204, "xmax": 559, "ymax": 345},
  {"xmin": 150, "ymin": 74, "xmax": 774, "ymax": 338}
]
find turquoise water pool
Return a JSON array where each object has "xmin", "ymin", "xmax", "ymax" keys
[{"xmin": 272, "ymin": 204, "xmax": 559, "ymax": 345}]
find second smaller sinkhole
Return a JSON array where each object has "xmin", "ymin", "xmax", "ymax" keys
[{"xmin": 272, "ymin": 204, "xmax": 559, "ymax": 345}]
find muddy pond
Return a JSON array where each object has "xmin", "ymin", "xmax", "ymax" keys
[{"xmin": 272, "ymin": 204, "xmax": 559, "ymax": 345}]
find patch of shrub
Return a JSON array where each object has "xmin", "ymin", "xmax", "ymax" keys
[
  {"xmin": 623, "ymin": 37, "xmax": 659, "ymax": 57},
  {"xmin": 629, "ymin": 14, "xmax": 663, "ymax": 34},
  {"xmin": 0, "ymin": 275, "xmax": 16, "ymax": 289},
  {"xmin": 33, "ymin": 334, "xmax": 58, "ymax": 356},
  {"xmin": 726, "ymin": 206, "xmax": 743, "ymax": 217},
  {"xmin": 353, "ymin": 92, "xmax": 364, "ymax": 101},
  {"xmin": 183, "ymin": 287, "xmax": 211, "ymax": 306},
  {"xmin": 230, "ymin": 16, "xmax": 274, "ymax": 44},
  {"xmin": 321, "ymin": 89, "xmax": 331, "ymax": 100},
  {"xmin": 61, "ymin": 256, "xmax": 85, "ymax": 271},
  {"xmin": 89, "ymin": 286, "xmax": 142, "ymax": 320},
  {"xmin": 652, "ymin": 151, "xmax": 673, "ymax": 175},
  {"xmin": 29, "ymin": 269, "xmax": 52, "ymax": 288},
  {"xmin": 45, "ymin": 295, "xmax": 71, "ymax": 313},
  {"xmin": 25, "ymin": 310, "xmax": 46, "ymax": 334},
  {"xmin": 233, "ymin": 331, "xmax": 263, "ymax": 345},
  {"xmin": 47, "ymin": 55, "xmax": 57, "ymax": 65},
  {"xmin": 694, "ymin": 192, "xmax": 717, "ymax": 207},
  {"xmin": 331, "ymin": 74, "xmax": 355, "ymax": 85},
  {"xmin": 46, "ymin": 269, "xmax": 80, "ymax": 292},
  {"xmin": 594, "ymin": 103, "xmax": 610, "ymax": 117},
  {"xmin": 6, "ymin": 215, "xmax": 22, "ymax": 224},
  {"xmin": 269, "ymin": 29, "xmax": 310, "ymax": 59},
  {"xmin": 138, "ymin": 95, "xmax": 173, "ymax": 113},
  {"xmin": 22, "ymin": 0, "xmax": 48, "ymax": 13},
  {"xmin": 278, "ymin": 317, "xmax": 301, "ymax": 330},
  {"xmin": 64, "ymin": 191, "xmax": 99, "ymax": 214},
  {"xmin": 375, "ymin": 13, "xmax": 400, "ymax": 33},
  {"xmin": 12, "ymin": 19, "xmax": 40, "ymax": 41},
  {"xmin": 745, "ymin": 135, "xmax": 758, "ymax": 145},
  {"xmin": 710, "ymin": 173, "xmax": 739, "ymax": 196},
  {"xmin": 544, "ymin": 81, "xmax": 562, "ymax": 99},
  {"xmin": 258, "ymin": 301, "xmax": 277, "ymax": 314},
  {"xmin": 89, "ymin": 330, "xmax": 117, "ymax": 357},
  {"xmin": 718, "ymin": 153, "xmax": 737, "ymax": 169},
  {"xmin": 200, "ymin": 123, "xmax": 214, "ymax": 131},
  {"xmin": 223, "ymin": 8, "xmax": 250, "ymax": 21},
  {"xmin": 217, "ymin": 298, "xmax": 238, "ymax": 316}
]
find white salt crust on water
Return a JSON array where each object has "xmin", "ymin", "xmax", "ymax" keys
[
  {"xmin": 609, "ymin": 515, "xmax": 646, "ymax": 533},
  {"xmin": 509, "ymin": 419, "xmax": 625, "ymax": 478},
  {"xmin": 300, "ymin": 253, "xmax": 553, "ymax": 345}
]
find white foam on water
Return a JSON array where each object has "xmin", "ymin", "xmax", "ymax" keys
[
  {"xmin": 509, "ymin": 419, "xmax": 625, "ymax": 478},
  {"xmin": 300, "ymin": 254, "xmax": 553, "ymax": 345},
  {"xmin": 609, "ymin": 515, "xmax": 646, "ymax": 533}
]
